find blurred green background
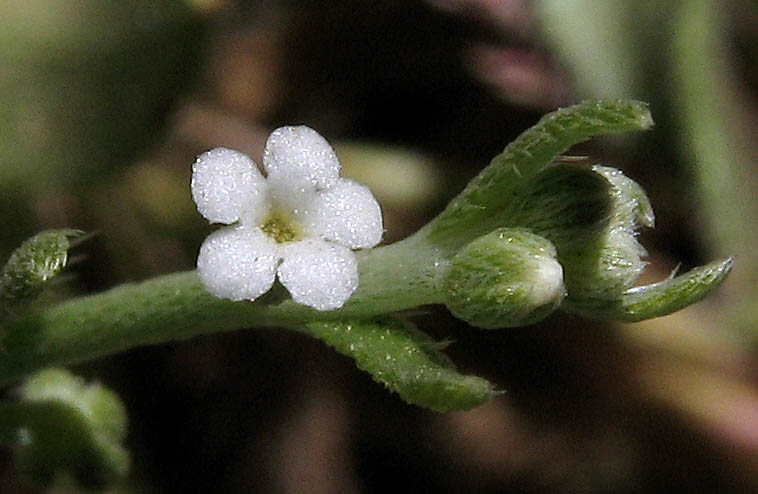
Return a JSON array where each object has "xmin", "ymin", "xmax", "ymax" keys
[{"xmin": 1, "ymin": 0, "xmax": 756, "ymax": 492}]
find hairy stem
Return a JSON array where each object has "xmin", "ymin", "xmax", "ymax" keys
[{"xmin": 0, "ymin": 235, "xmax": 448, "ymax": 386}]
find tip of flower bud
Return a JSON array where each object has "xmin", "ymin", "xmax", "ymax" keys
[
  {"xmin": 444, "ymin": 229, "xmax": 565, "ymax": 329},
  {"xmin": 530, "ymin": 255, "xmax": 565, "ymax": 308},
  {"xmin": 1, "ymin": 229, "xmax": 85, "ymax": 314}
]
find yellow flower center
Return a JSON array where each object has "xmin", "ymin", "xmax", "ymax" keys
[{"xmin": 261, "ymin": 211, "xmax": 300, "ymax": 243}]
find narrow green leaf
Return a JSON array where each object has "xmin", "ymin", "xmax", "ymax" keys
[
  {"xmin": 307, "ymin": 319, "xmax": 495, "ymax": 412},
  {"xmin": 426, "ymin": 99, "xmax": 653, "ymax": 247},
  {"xmin": 565, "ymin": 258, "xmax": 733, "ymax": 321}
]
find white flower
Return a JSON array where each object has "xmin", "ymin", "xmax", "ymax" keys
[{"xmin": 191, "ymin": 126, "xmax": 383, "ymax": 311}]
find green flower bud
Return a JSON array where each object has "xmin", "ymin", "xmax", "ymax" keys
[
  {"xmin": 444, "ymin": 229, "xmax": 565, "ymax": 329},
  {"xmin": 552, "ymin": 165, "xmax": 654, "ymax": 308},
  {"xmin": 500, "ymin": 163, "xmax": 729, "ymax": 321},
  {"xmin": 562, "ymin": 165, "xmax": 653, "ymax": 299},
  {"xmin": 502, "ymin": 164, "xmax": 653, "ymax": 304},
  {"xmin": 0, "ymin": 229, "xmax": 84, "ymax": 313},
  {"xmin": 12, "ymin": 368, "xmax": 129, "ymax": 490}
]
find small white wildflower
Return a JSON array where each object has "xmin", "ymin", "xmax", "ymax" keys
[{"xmin": 192, "ymin": 126, "xmax": 383, "ymax": 311}]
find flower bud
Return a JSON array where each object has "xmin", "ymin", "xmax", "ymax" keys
[
  {"xmin": 0, "ymin": 229, "xmax": 84, "ymax": 314},
  {"xmin": 552, "ymin": 165, "xmax": 654, "ymax": 309},
  {"xmin": 444, "ymin": 229, "xmax": 565, "ymax": 328},
  {"xmin": 502, "ymin": 164, "xmax": 655, "ymax": 310},
  {"xmin": 14, "ymin": 368, "xmax": 129, "ymax": 490}
]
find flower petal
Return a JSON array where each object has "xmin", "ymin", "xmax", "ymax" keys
[
  {"xmin": 277, "ymin": 239, "xmax": 358, "ymax": 311},
  {"xmin": 192, "ymin": 147, "xmax": 269, "ymax": 225},
  {"xmin": 263, "ymin": 126, "xmax": 340, "ymax": 194},
  {"xmin": 304, "ymin": 179, "xmax": 383, "ymax": 249},
  {"xmin": 197, "ymin": 225, "xmax": 279, "ymax": 301}
]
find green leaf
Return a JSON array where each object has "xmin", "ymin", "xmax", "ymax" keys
[
  {"xmin": 0, "ymin": 368, "xmax": 129, "ymax": 490},
  {"xmin": 0, "ymin": 229, "xmax": 84, "ymax": 314},
  {"xmin": 307, "ymin": 318, "xmax": 495, "ymax": 412},
  {"xmin": 565, "ymin": 258, "xmax": 733, "ymax": 321},
  {"xmin": 426, "ymin": 99, "xmax": 653, "ymax": 247}
]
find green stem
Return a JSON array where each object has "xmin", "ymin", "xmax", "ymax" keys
[{"xmin": 0, "ymin": 235, "xmax": 449, "ymax": 386}]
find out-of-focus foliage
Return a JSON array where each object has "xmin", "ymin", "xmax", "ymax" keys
[
  {"xmin": 0, "ymin": 0, "xmax": 205, "ymax": 189},
  {"xmin": 0, "ymin": 368, "xmax": 128, "ymax": 490}
]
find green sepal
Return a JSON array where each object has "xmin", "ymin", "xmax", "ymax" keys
[
  {"xmin": 565, "ymin": 258, "xmax": 733, "ymax": 321},
  {"xmin": 0, "ymin": 229, "xmax": 85, "ymax": 313},
  {"xmin": 426, "ymin": 99, "xmax": 653, "ymax": 248},
  {"xmin": 307, "ymin": 319, "xmax": 495, "ymax": 412},
  {"xmin": 444, "ymin": 229, "xmax": 565, "ymax": 329},
  {"xmin": 556, "ymin": 165, "xmax": 653, "ymax": 301},
  {"xmin": 1, "ymin": 368, "xmax": 129, "ymax": 490},
  {"xmin": 496, "ymin": 163, "xmax": 612, "ymax": 246}
]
